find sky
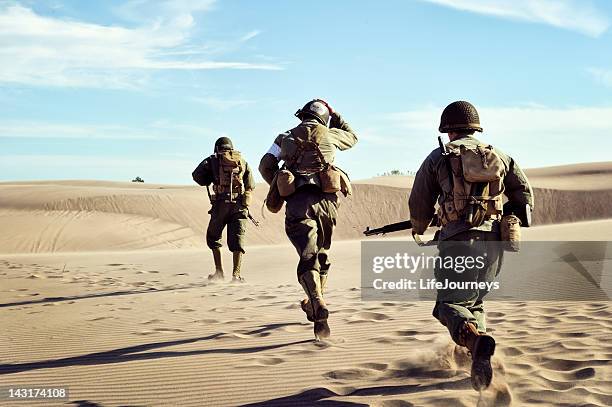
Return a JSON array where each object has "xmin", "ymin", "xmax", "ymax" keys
[{"xmin": 1, "ymin": 0, "xmax": 612, "ymax": 184}]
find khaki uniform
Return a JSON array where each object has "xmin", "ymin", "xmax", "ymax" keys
[
  {"xmin": 193, "ymin": 155, "xmax": 255, "ymax": 254},
  {"xmin": 259, "ymin": 115, "xmax": 357, "ymax": 283},
  {"xmin": 409, "ymin": 135, "xmax": 533, "ymax": 343}
]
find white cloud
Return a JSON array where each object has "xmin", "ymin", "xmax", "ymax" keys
[
  {"xmin": 390, "ymin": 105, "xmax": 612, "ymax": 134},
  {"xmin": 420, "ymin": 0, "xmax": 610, "ymax": 37},
  {"xmin": 386, "ymin": 104, "xmax": 612, "ymax": 167},
  {"xmin": 588, "ymin": 68, "xmax": 612, "ymax": 87},
  {"xmin": 239, "ymin": 30, "xmax": 261, "ymax": 42},
  {"xmin": 0, "ymin": 4, "xmax": 281, "ymax": 89},
  {"xmin": 0, "ymin": 121, "xmax": 220, "ymax": 140},
  {"xmin": 0, "ymin": 154, "xmax": 195, "ymax": 184}
]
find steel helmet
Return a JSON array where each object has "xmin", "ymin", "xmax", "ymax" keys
[
  {"xmin": 439, "ymin": 101, "xmax": 483, "ymax": 133},
  {"xmin": 214, "ymin": 136, "xmax": 233, "ymax": 152},
  {"xmin": 295, "ymin": 99, "xmax": 330, "ymax": 125}
]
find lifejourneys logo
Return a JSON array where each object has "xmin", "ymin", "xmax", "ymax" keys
[{"xmin": 370, "ymin": 252, "xmax": 500, "ymax": 292}]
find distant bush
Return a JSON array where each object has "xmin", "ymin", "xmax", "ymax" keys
[
  {"xmin": 132, "ymin": 176, "xmax": 144, "ymax": 183},
  {"xmin": 378, "ymin": 170, "xmax": 417, "ymax": 177}
]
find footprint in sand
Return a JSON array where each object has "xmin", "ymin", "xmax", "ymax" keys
[
  {"xmin": 88, "ymin": 316, "xmax": 115, "ymax": 321},
  {"xmin": 191, "ymin": 318, "xmax": 219, "ymax": 324},
  {"xmin": 153, "ymin": 327, "xmax": 185, "ymax": 333},
  {"xmin": 141, "ymin": 319, "xmax": 163, "ymax": 325},
  {"xmin": 172, "ymin": 307, "xmax": 196, "ymax": 313},
  {"xmin": 134, "ymin": 330, "xmax": 157, "ymax": 336},
  {"xmin": 256, "ymin": 357, "xmax": 286, "ymax": 366},
  {"xmin": 346, "ymin": 311, "xmax": 392, "ymax": 324}
]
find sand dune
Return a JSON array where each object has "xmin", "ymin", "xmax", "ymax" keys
[
  {"xmin": 1, "ymin": 231, "xmax": 610, "ymax": 406},
  {"xmin": 1, "ymin": 162, "xmax": 611, "ymax": 254},
  {"xmin": 0, "ymin": 164, "xmax": 610, "ymax": 406}
]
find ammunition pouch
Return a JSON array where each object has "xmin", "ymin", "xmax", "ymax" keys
[
  {"xmin": 277, "ymin": 169, "xmax": 296, "ymax": 197},
  {"xmin": 265, "ymin": 172, "xmax": 284, "ymax": 213},
  {"xmin": 501, "ymin": 215, "xmax": 521, "ymax": 252},
  {"xmin": 319, "ymin": 165, "xmax": 341, "ymax": 194}
]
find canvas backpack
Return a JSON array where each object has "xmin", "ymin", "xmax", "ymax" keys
[
  {"xmin": 438, "ymin": 144, "xmax": 506, "ymax": 227},
  {"xmin": 211, "ymin": 150, "xmax": 245, "ymax": 197},
  {"xmin": 279, "ymin": 124, "xmax": 347, "ymax": 195}
]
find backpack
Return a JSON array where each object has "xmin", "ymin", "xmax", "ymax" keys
[
  {"xmin": 283, "ymin": 126, "xmax": 327, "ymax": 176},
  {"xmin": 438, "ymin": 144, "xmax": 505, "ymax": 227},
  {"xmin": 280, "ymin": 125, "xmax": 345, "ymax": 195},
  {"xmin": 211, "ymin": 150, "xmax": 245, "ymax": 198}
]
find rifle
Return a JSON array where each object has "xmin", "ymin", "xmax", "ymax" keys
[
  {"xmin": 247, "ymin": 210, "xmax": 260, "ymax": 227},
  {"xmin": 364, "ymin": 220, "xmax": 414, "ymax": 237},
  {"xmin": 363, "ymin": 215, "xmax": 439, "ymax": 246}
]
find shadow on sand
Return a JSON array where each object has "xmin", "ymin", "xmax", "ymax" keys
[
  {"xmin": 239, "ymin": 377, "xmax": 471, "ymax": 406},
  {"xmin": 0, "ymin": 283, "xmax": 210, "ymax": 308},
  {"xmin": 0, "ymin": 325, "xmax": 311, "ymax": 375}
]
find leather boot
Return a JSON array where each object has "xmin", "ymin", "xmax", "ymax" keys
[
  {"xmin": 232, "ymin": 251, "xmax": 245, "ymax": 282},
  {"xmin": 320, "ymin": 272, "xmax": 328, "ymax": 295},
  {"xmin": 298, "ymin": 270, "xmax": 328, "ymax": 322},
  {"xmin": 208, "ymin": 247, "xmax": 224, "ymax": 281},
  {"xmin": 457, "ymin": 321, "xmax": 496, "ymax": 390}
]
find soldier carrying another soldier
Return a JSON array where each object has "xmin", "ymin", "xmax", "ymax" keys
[
  {"xmin": 409, "ymin": 101, "xmax": 534, "ymax": 390},
  {"xmin": 259, "ymin": 99, "xmax": 357, "ymax": 339},
  {"xmin": 193, "ymin": 137, "xmax": 255, "ymax": 282}
]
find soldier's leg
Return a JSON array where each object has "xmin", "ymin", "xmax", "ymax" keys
[
  {"xmin": 435, "ymin": 231, "xmax": 499, "ymax": 390},
  {"xmin": 285, "ymin": 191, "xmax": 327, "ymax": 323},
  {"xmin": 206, "ymin": 204, "xmax": 227, "ymax": 280},
  {"xmin": 468, "ymin": 235, "xmax": 504, "ymax": 333},
  {"xmin": 227, "ymin": 208, "xmax": 248, "ymax": 282},
  {"xmin": 316, "ymin": 195, "xmax": 338, "ymax": 295},
  {"xmin": 469, "ymin": 300, "xmax": 486, "ymax": 333},
  {"xmin": 433, "ymin": 236, "xmax": 482, "ymax": 344}
]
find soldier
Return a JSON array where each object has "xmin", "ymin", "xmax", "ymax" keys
[
  {"xmin": 192, "ymin": 136, "xmax": 255, "ymax": 282},
  {"xmin": 408, "ymin": 101, "xmax": 533, "ymax": 390},
  {"xmin": 259, "ymin": 99, "xmax": 357, "ymax": 339}
]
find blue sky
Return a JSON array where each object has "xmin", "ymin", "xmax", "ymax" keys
[{"xmin": 1, "ymin": 0, "xmax": 612, "ymax": 183}]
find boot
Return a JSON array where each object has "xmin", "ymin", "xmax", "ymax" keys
[
  {"xmin": 299, "ymin": 270, "xmax": 330, "ymax": 339},
  {"xmin": 299, "ymin": 270, "xmax": 328, "ymax": 321},
  {"xmin": 231, "ymin": 251, "xmax": 245, "ymax": 282},
  {"xmin": 208, "ymin": 247, "xmax": 224, "ymax": 281},
  {"xmin": 457, "ymin": 321, "xmax": 496, "ymax": 390},
  {"xmin": 320, "ymin": 272, "xmax": 328, "ymax": 294},
  {"xmin": 301, "ymin": 273, "xmax": 329, "ymax": 321}
]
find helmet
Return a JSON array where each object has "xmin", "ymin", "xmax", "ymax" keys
[
  {"xmin": 439, "ymin": 101, "xmax": 483, "ymax": 133},
  {"xmin": 295, "ymin": 99, "xmax": 330, "ymax": 125},
  {"xmin": 214, "ymin": 136, "xmax": 233, "ymax": 152}
]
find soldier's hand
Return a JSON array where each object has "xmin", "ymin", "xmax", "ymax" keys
[{"xmin": 329, "ymin": 111, "xmax": 343, "ymax": 129}]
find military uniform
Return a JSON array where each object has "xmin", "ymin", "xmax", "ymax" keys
[
  {"xmin": 193, "ymin": 137, "xmax": 255, "ymax": 281},
  {"xmin": 259, "ymin": 100, "xmax": 357, "ymax": 338},
  {"xmin": 408, "ymin": 101, "xmax": 533, "ymax": 390}
]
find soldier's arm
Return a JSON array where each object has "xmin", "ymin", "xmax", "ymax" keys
[
  {"xmin": 243, "ymin": 161, "xmax": 255, "ymax": 191},
  {"xmin": 258, "ymin": 134, "xmax": 284, "ymax": 185},
  {"xmin": 503, "ymin": 156, "xmax": 534, "ymax": 209},
  {"xmin": 192, "ymin": 157, "xmax": 213, "ymax": 186},
  {"xmin": 328, "ymin": 112, "xmax": 358, "ymax": 151},
  {"xmin": 409, "ymin": 155, "xmax": 441, "ymax": 234}
]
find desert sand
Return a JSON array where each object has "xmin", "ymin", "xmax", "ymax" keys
[{"xmin": 1, "ymin": 162, "xmax": 611, "ymax": 406}]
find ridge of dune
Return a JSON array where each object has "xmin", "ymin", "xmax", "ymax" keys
[
  {"xmin": 1, "ymin": 162, "xmax": 611, "ymax": 254},
  {"xmin": 354, "ymin": 161, "xmax": 612, "ymax": 191}
]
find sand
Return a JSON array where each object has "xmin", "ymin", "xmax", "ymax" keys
[{"xmin": 1, "ymin": 163, "xmax": 611, "ymax": 406}]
